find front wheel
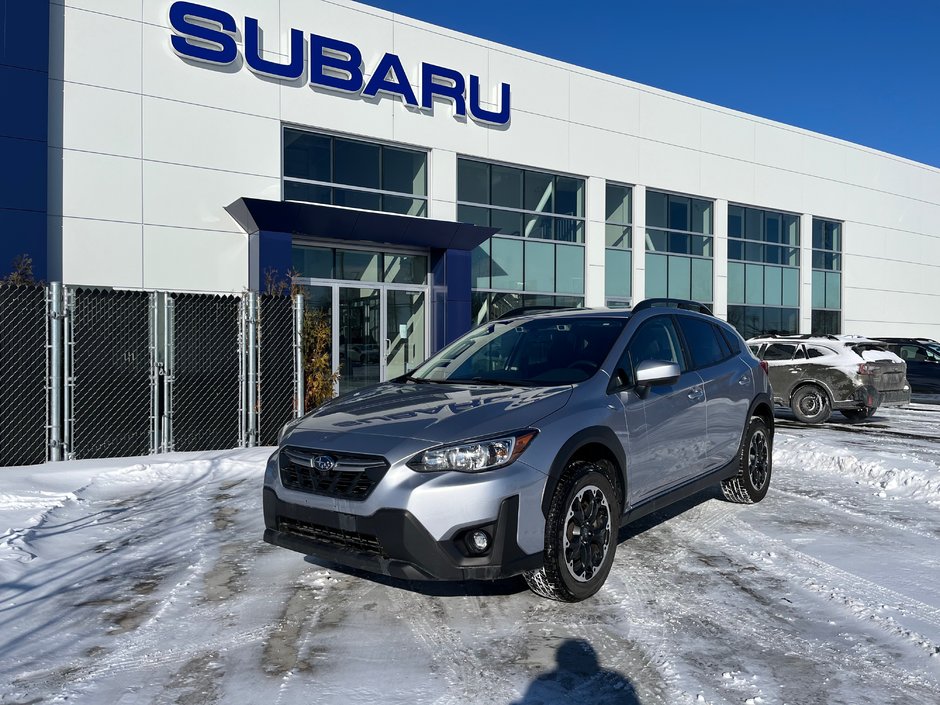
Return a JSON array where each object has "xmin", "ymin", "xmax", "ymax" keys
[
  {"xmin": 721, "ymin": 416, "xmax": 773, "ymax": 504},
  {"xmin": 524, "ymin": 461, "xmax": 620, "ymax": 602}
]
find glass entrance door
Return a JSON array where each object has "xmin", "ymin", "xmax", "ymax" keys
[
  {"xmin": 386, "ymin": 290, "xmax": 426, "ymax": 380},
  {"xmin": 298, "ymin": 282, "xmax": 428, "ymax": 397}
]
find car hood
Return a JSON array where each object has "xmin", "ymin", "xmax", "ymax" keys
[{"xmin": 286, "ymin": 382, "xmax": 573, "ymax": 446}]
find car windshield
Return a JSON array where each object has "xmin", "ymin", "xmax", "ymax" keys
[{"xmin": 406, "ymin": 317, "xmax": 628, "ymax": 386}]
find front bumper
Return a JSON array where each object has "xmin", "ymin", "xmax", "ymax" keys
[{"xmin": 263, "ymin": 488, "xmax": 542, "ymax": 581}]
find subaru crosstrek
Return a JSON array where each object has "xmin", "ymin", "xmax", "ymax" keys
[{"xmin": 264, "ymin": 299, "xmax": 775, "ymax": 601}]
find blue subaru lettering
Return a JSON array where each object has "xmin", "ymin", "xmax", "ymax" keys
[
  {"xmin": 469, "ymin": 75, "xmax": 511, "ymax": 126},
  {"xmin": 169, "ymin": 1, "xmax": 238, "ymax": 65},
  {"xmin": 363, "ymin": 53, "xmax": 418, "ymax": 107},
  {"xmin": 421, "ymin": 63, "xmax": 467, "ymax": 117},
  {"xmin": 245, "ymin": 17, "xmax": 304, "ymax": 81},
  {"xmin": 310, "ymin": 33, "xmax": 364, "ymax": 93}
]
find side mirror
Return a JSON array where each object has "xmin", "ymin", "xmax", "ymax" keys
[{"xmin": 635, "ymin": 359, "xmax": 681, "ymax": 391}]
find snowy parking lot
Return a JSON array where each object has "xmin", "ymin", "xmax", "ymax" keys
[{"xmin": 2, "ymin": 403, "xmax": 940, "ymax": 704}]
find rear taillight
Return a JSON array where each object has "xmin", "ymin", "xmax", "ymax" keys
[
  {"xmin": 858, "ymin": 363, "xmax": 874, "ymax": 375},
  {"xmin": 759, "ymin": 360, "xmax": 769, "ymax": 376}
]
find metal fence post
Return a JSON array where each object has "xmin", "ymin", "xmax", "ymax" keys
[
  {"xmin": 48, "ymin": 282, "xmax": 63, "ymax": 461},
  {"xmin": 246, "ymin": 291, "xmax": 259, "ymax": 447},
  {"xmin": 294, "ymin": 292, "xmax": 305, "ymax": 418},
  {"xmin": 62, "ymin": 287, "xmax": 73, "ymax": 459},
  {"xmin": 163, "ymin": 294, "xmax": 175, "ymax": 453}
]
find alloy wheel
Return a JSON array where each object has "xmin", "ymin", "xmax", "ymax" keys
[{"xmin": 563, "ymin": 485, "xmax": 611, "ymax": 582}]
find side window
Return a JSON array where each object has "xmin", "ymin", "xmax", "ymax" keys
[
  {"xmin": 794, "ymin": 346, "xmax": 807, "ymax": 360},
  {"xmin": 806, "ymin": 346, "xmax": 828, "ymax": 359},
  {"xmin": 763, "ymin": 343, "xmax": 798, "ymax": 361},
  {"xmin": 748, "ymin": 344, "xmax": 763, "ymax": 357},
  {"xmin": 618, "ymin": 316, "xmax": 687, "ymax": 386},
  {"xmin": 676, "ymin": 316, "xmax": 725, "ymax": 369},
  {"xmin": 720, "ymin": 326, "xmax": 743, "ymax": 355}
]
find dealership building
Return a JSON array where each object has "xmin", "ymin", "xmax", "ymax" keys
[{"xmin": 4, "ymin": 0, "xmax": 940, "ymax": 394}]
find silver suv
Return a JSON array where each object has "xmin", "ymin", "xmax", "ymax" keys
[{"xmin": 264, "ymin": 299, "xmax": 774, "ymax": 601}]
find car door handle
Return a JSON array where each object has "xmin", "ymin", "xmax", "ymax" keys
[
  {"xmin": 738, "ymin": 376, "xmax": 750, "ymax": 385},
  {"xmin": 688, "ymin": 387, "xmax": 705, "ymax": 401},
  {"xmin": 789, "ymin": 367, "xmax": 803, "ymax": 373}
]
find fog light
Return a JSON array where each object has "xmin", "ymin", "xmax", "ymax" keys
[{"xmin": 467, "ymin": 530, "xmax": 490, "ymax": 554}]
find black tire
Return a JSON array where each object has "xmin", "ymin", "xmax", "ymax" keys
[
  {"xmin": 790, "ymin": 385, "xmax": 831, "ymax": 424},
  {"xmin": 721, "ymin": 416, "xmax": 772, "ymax": 504},
  {"xmin": 841, "ymin": 407, "xmax": 876, "ymax": 422},
  {"xmin": 524, "ymin": 461, "xmax": 620, "ymax": 602}
]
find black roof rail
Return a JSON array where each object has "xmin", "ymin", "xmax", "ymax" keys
[
  {"xmin": 631, "ymin": 298, "xmax": 713, "ymax": 316},
  {"xmin": 495, "ymin": 305, "xmax": 581, "ymax": 321},
  {"xmin": 757, "ymin": 333, "xmax": 840, "ymax": 341}
]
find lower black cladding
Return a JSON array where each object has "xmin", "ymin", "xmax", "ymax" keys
[{"xmin": 263, "ymin": 488, "xmax": 542, "ymax": 581}]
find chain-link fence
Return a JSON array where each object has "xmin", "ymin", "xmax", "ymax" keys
[
  {"xmin": 169, "ymin": 293, "xmax": 243, "ymax": 453},
  {"xmin": 0, "ymin": 284, "xmax": 47, "ymax": 466},
  {"xmin": 68, "ymin": 289, "xmax": 153, "ymax": 460},
  {"xmin": 0, "ymin": 284, "xmax": 304, "ymax": 467}
]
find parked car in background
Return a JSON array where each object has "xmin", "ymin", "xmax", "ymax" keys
[
  {"xmin": 874, "ymin": 338, "xmax": 940, "ymax": 394},
  {"xmin": 747, "ymin": 334, "xmax": 911, "ymax": 423},
  {"xmin": 265, "ymin": 299, "xmax": 774, "ymax": 602}
]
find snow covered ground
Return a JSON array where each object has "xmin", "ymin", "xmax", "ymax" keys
[{"xmin": 2, "ymin": 404, "xmax": 940, "ymax": 704}]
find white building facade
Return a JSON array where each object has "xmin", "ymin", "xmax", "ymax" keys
[{"xmin": 15, "ymin": 0, "xmax": 940, "ymax": 391}]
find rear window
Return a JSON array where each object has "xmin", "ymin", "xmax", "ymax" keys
[{"xmin": 719, "ymin": 326, "xmax": 743, "ymax": 354}]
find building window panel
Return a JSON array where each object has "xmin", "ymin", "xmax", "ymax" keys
[
  {"xmin": 458, "ymin": 160, "xmax": 489, "ymax": 203},
  {"xmin": 646, "ymin": 254, "xmax": 668, "ymax": 298},
  {"xmin": 472, "ymin": 242, "xmax": 491, "ymax": 290},
  {"xmin": 555, "ymin": 177, "xmax": 583, "ymax": 217},
  {"xmin": 491, "ymin": 165, "xmax": 523, "ymax": 209},
  {"xmin": 284, "ymin": 130, "xmax": 331, "ymax": 182},
  {"xmin": 383, "ymin": 147, "xmax": 427, "ymax": 197},
  {"xmin": 728, "ymin": 262, "xmax": 745, "ymax": 305},
  {"xmin": 763, "ymin": 266, "xmax": 782, "ymax": 306},
  {"xmin": 524, "ymin": 240, "xmax": 555, "ymax": 292},
  {"xmin": 491, "ymin": 237, "xmax": 524, "ymax": 291},
  {"xmin": 556, "ymin": 244, "xmax": 585, "ymax": 295},
  {"xmin": 333, "ymin": 139, "xmax": 380, "ymax": 189},
  {"xmin": 524, "ymin": 171, "xmax": 554, "ymax": 213},
  {"xmin": 667, "ymin": 257, "xmax": 691, "ymax": 299},
  {"xmin": 690, "ymin": 258, "xmax": 713, "ymax": 303},
  {"xmin": 782, "ymin": 267, "xmax": 800, "ymax": 307},
  {"xmin": 605, "ymin": 248, "xmax": 632, "ymax": 299}
]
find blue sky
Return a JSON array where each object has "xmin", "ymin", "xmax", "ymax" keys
[{"xmin": 364, "ymin": 0, "xmax": 940, "ymax": 169}]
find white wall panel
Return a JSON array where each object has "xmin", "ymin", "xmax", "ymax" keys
[
  {"xmin": 569, "ymin": 124, "xmax": 638, "ymax": 185},
  {"xmin": 143, "ymin": 225, "xmax": 247, "ymax": 292},
  {"xmin": 61, "ymin": 218, "xmax": 143, "ymax": 288},
  {"xmin": 701, "ymin": 153, "xmax": 755, "ymax": 205},
  {"xmin": 569, "ymin": 74, "xmax": 639, "ymax": 135},
  {"xmin": 60, "ymin": 150, "xmax": 141, "ymax": 223},
  {"xmin": 753, "ymin": 165, "xmax": 804, "ymax": 213},
  {"xmin": 143, "ymin": 0, "xmax": 279, "ymax": 32},
  {"xmin": 802, "ymin": 134, "xmax": 848, "ymax": 182},
  {"xmin": 637, "ymin": 139, "xmax": 701, "ymax": 197},
  {"xmin": 55, "ymin": 82, "xmax": 141, "ymax": 158},
  {"xmin": 392, "ymin": 103, "xmax": 488, "ymax": 159},
  {"xmin": 52, "ymin": 7, "xmax": 141, "ymax": 93},
  {"xmin": 142, "ymin": 24, "xmax": 279, "ymax": 119},
  {"xmin": 487, "ymin": 51, "xmax": 570, "ymax": 122},
  {"xmin": 754, "ymin": 124, "xmax": 804, "ymax": 175},
  {"xmin": 639, "ymin": 92, "xmax": 701, "ymax": 152},
  {"xmin": 280, "ymin": 84, "xmax": 395, "ymax": 143},
  {"xmin": 281, "ymin": 0, "xmax": 394, "ymax": 67},
  {"xmin": 63, "ymin": 0, "xmax": 141, "ymax": 22},
  {"xmin": 143, "ymin": 161, "xmax": 279, "ymax": 232},
  {"xmin": 143, "ymin": 97, "xmax": 280, "ymax": 177},
  {"xmin": 700, "ymin": 110, "xmax": 755, "ymax": 163}
]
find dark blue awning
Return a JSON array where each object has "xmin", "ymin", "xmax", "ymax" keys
[{"xmin": 226, "ymin": 198, "xmax": 497, "ymax": 251}]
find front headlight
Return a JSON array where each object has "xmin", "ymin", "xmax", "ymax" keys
[{"xmin": 408, "ymin": 429, "xmax": 539, "ymax": 473}]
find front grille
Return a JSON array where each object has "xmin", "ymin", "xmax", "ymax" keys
[
  {"xmin": 279, "ymin": 446, "xmax": 389, "ymax": 500},
  {"xmin": 278, "ymin": 517, "xmax": 384, "ymax": 556}
]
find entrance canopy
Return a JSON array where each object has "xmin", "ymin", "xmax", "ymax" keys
[{"xmin": 225, "ymin": 198, "xmax": 496, "ymax": 251}]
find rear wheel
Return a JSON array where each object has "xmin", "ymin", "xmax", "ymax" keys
[
  {"xmin": 524, "ymin": 461, "xmax": 620, "ymax": 602},
  {"xmin": 721, "ymin": 416, "xmax": 772, "ymax": 504},
  {"xmin": 791, "ymin": 385, "xmax": 831, "ymax": 424}
]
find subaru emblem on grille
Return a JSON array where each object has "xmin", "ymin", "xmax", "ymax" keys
[{"xmin": 312, "ymin": 455, "xmax": 336, "ymax": 472}]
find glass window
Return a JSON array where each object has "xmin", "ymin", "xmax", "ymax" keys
[
  {"xmin": 812, "ymin": 270, "xmax": 825, "ymax": 309},
  {"xmin": 669, "ymin": 197, "xmax": 690, "ymax": 232},
  {"xmin": 606, "ymin": 184, "xmax": 631, "ymax": 224},
  {"xmin": 728, "ymin": 206, "xmax": 744, "ymax": 238},
  {"xmin": 782, "ymin": 268, "xmax": 800, "ymax": 307},
  {"xmin": 691, "ymin": 258, "xmax": 712, "ymax": 303},
  {"xmin": 606, "ymin": 225, "xmax": 631, "ymax": 248},
  {"xmin": 472, "ymin": 242, "xmax": 490, "ymax": 290},
  {"xmin": 677, "ymin": 316, "xmax": 725, "ymax": 369},
  {"xmin": 745, "ymin": 264, "xmax": 763, "ymax": 304},
  {"xmin": 492, "ymin": 210, "xmax": 524, "ymax": 238},
  {"xmin": 667, "ymin": 256, "xmax": 691, "ymax": 300},
  {"xmin": 554, "ymin": 217, "xmax": 584, "ymax": 244},
  {"xmin": 555, "ymin": 177, "xmax": 583, "ymax": 217},
  {"xmin": 292, "ymin": 245, "xmax": 333, "ymax": 279},
  {"xmin": 524, "ymin": 240, "xmax": 555, "ymax": 292},
  {"xmin": 646, "ymin": 191, "xmax": 668, "ymax": 228},
  {"xmin": 458, "ymin": 204, "xmax": 490, "ymax": 228},
  {"xmin": 284, "ymin": 181, "xmax": 331, "ymax": 205},
  {"xmin": 384, "ymin": 254, "xmax": 427, "ymax": 285},
  {"xmin": 284, "ymin": 131, "xmax": 331, "ymax": 182},
  {"xmin": 383, "ymin": 195, "xmax": 427, "ymax": 217},
  {"xmin": 491, "ymin": 238, "xmax": 523, "ymax": 291},
  {"xmin": 333, "ymin": 187, "xmax": 381, "ymax": 212},
  {"xmin": 524, "ymin": 171, "xmax": 554, "ymax": 213},
  {"xmin": 763, "ymin": 343, "xmax": 798, "ymax": 361},
  {"xmin": 728, "ymin": 262, "xmax": 745, "ymax": 305},
  {"xmin": 336, "ymin": 250, "xmax": 380, "ymax": 282},
  {"xmin": 458, "ymin": 159, "xmax": 489, "ymax": 204},
  {"xmin": 621, "ymin": 316, "xmax": 688, "ymax": 386},
  {"xmin": 719, "ymin": 326, "xmax": 742, "ymax": 354},
  {"xmin": 812, "ymin": 310, "xmax": 841, "ymax": 335},
  {"xmin": 383, "ymin": 147, "xmax": 427, "ymax": 197},
  {"xmin": 556, "ymin": 244, "xmax": 585, "ymax": 295},
  {"xmin": 524, "ymin": 214, "xmax": 553, "ymax": 240},
  {"xmin": 646, "ymin": 254, "xmax": 668, "ymax": 298},
  {"xmin": 825, "ymin": 271, "xmax": 841, "ymax": 310},
  {"xmin": 333, "ymin": 139, "xmax": 380, "ymax": 189},
  {"xmin": 691, "ymin": 199, "xmax": 712, "ymax": 235},
  {"xmin": 764, "ymin": 266, "xmax": 782, "ymax": 306},
  {"xmin": 605, "ymin": 248, "xmax": 632, "ymax": 299},
  {"xmin": 491, "ymin": 165, "xmax": 523, "ymax": 209}
]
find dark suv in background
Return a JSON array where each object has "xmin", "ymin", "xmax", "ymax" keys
[
  {"xmin": 875, "ymin": 338, "xmax": 940, "ymax": 394},
  {"xmin": 265, "ymin": 299, "xmax": 774, "ymax": 602}
]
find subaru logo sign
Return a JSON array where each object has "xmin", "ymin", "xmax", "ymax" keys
[
  {"xmin": 312, "ymin": 455, "xmax": 336, "ymax": 472},
  {"xmin": 168, "ymin": 1, "xmax": 511, "ymax": 127}
]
